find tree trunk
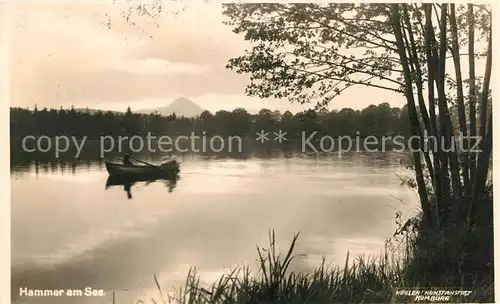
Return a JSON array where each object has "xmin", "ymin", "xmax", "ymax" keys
[
  {"xmin": 402, "ymin": 7, "xmax": 435, "ymax": 186},
  {"xmin": 423, "ymin": 4, "xmax": 443, "ymax": 223},
  {"xmin": 435, "ymin": 4, "xmax": 463, "ymax": 223},
  {"xmin": 449, "ymin": 4, "xmax": 470, "ymax": 195},
  {"xmin": 468, "ymin": 4, "xmax": 477, "ymax": 180},
  {"xmin": 470, "ymin": 26, "xmax": 492, "ymax": 225},
  {"xmin": 390, "ymin": 4, "xmax": 433, "ymax": 227}
]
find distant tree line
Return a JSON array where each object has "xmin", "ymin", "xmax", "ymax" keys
[{"xmin": 10, "ymin": 103, "xmax": 412, "ymax": 140}]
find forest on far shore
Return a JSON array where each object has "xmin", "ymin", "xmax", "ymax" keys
[{"xmin": 11, "ymin": 103, "xmax": 422, "ymax": 140}]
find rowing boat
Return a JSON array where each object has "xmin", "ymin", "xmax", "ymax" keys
[
  {"xmin": 105, "ymin": 173, "xmax": 179, "ymax": 188},
  {"xmin": 104, "ymin": 160, "xmax": 180, "ymax": 178}
]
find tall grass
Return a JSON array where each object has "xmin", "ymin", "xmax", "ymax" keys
[
  {"xmin": 152, "ymin": 231, "xmax": 396, "ymax": 303},
  {"xmin": 120, "ymin": 185, "xmax": 494, "ymax": 304},
  {"xmin": 123, "ymin": 224, "xmax": 492, "ymax": 304}
]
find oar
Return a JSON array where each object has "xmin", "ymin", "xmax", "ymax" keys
[{"xmin": 130, "ymin": 157, "xmax": 161, "ymax": 168}]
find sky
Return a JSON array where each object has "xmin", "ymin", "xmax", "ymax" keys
[{"xmin": 8, "ymin": 1, "xmax": 435, "ymax": 114}]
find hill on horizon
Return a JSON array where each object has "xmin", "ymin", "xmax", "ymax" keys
[
  {"xmin": 136, "ymin": 97, "xmax": 204, "ymax": 117},
  {"xmin": 73, "ymin": 97, "xmax": 204, "ymax": 117}
]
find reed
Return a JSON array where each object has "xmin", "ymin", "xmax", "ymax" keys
[{"xmin": 122, "ymin": 224, "xmax": 492, "ymax": 304}]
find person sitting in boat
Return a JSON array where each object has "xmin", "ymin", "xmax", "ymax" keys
[
  {"xmin": 160, "ymin": 155, "xmax": 177, "ymax": 166},
  {"xmin": 122, "ymin": 154, "xmax": 133, "ymax": 166}
]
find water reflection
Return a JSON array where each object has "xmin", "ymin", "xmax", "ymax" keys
[
  {"xmin": 105, "ymin": 174, "xmax": 180, "ymax": 199},
  {"xmin": 11, "ymin": 145, "xmax": 415, "ymax": 304},
  {"xmin": 11, "ymin": 144, "xmax": 406, "ymax": 174}
]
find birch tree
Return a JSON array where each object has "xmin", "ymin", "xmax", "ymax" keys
[{"xmin": 222, "ymin": 3, "xmax": 492, "ymax": 230}]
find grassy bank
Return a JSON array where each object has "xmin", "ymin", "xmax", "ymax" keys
[
  {"xmin": 133, "ymin": 211, "xmax": 493, "ymax": 304},
  {"xmin": 118, "ymin": 185, "xmax": 493, "ymax": 304}
]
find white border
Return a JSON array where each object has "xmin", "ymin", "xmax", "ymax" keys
[
  {"xmin": 2, "ymin": 2, "xmax": 498, "ymax": 304},
  {"xmin": 1, "ymin": 2, "xmax": 11, "ymax": 304}
]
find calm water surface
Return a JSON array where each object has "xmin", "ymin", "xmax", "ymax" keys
[{"xmin": 11, "ymin": 152, "xmax": 417, "ymax": 303}]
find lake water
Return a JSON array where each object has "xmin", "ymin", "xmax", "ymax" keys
[{"xmin": 11, "ymin": 151, "xmax": 418, "ymax": 304}]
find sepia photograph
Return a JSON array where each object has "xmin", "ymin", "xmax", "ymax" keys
[{"xmin": 8, "ymin": 1, "xmax": 494, "ymax": 303}]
